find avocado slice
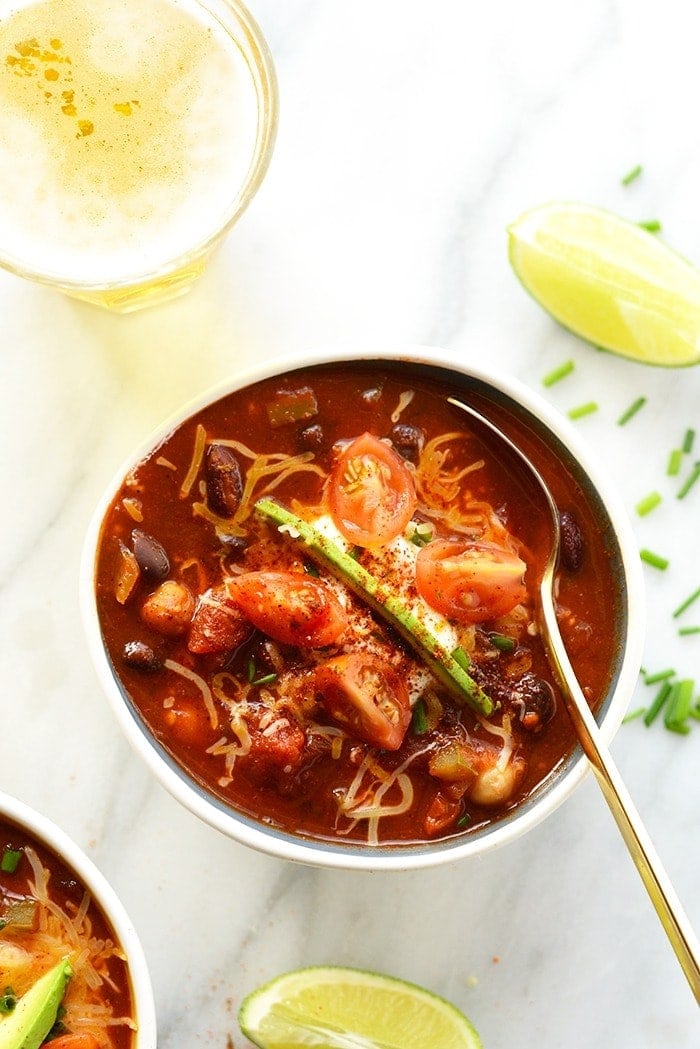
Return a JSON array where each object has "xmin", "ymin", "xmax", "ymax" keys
[
  {"xmin": 254, "ymin": 497, "xmax": 494, "ymax": 717},
  {"xmin": 0, "ymin": 957, "xmax": 72, "ymax": 1049}
]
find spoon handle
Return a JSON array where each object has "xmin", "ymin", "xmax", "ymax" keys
[{"xmin": 541, "ymin": 598, "xmax": 700, "ymax": 1003}]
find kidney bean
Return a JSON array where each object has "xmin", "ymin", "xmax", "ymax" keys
[
  {"xmin": 559, "ymin": 510, "xmax": 584, "ymax": 572},
  {"xmin": 132, "ymin": 529, "xmax": 170, "ymax": 580},
  {"xmin": 122, "ymin": 640, "xmax": 162, "ymax": 673},
  {"xmin": 205, "ymin": 444, "xmax": 242, "ymax": 517}
]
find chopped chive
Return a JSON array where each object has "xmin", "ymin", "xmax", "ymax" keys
[
  {"xmin": 638, "ymin": 219, "xmax": 662, "ymax": 233},
  {"xmin": 677, "ymin": 461, "xmax": 700, "ymax": 499},
  {"xmin": 664, "ymin": 679, "xmax": 694, "ymax": 732},
  {"xmin": 679, "ymin": 626, "xmax": 700, "ymax": 637},
  {"xmin": 567, "ymin": 401, "xmax": 599, "ymax": 420},
  {"xmin": 683, "ymin": 428, "xmax": 696, "ymax": 454},
  {"xmin": 690, "ymin": 704, "xmax": 700, "ymax": 722},
  {"xmin": 617, "ymin": 396, "xmax": 647, "ymax": 426},
  {"xmin": 349, "ymin": 545, "xmax": 363, "ymax": 561},
  {"xmin": 667, "ymin": 448, "xmax": 683, "ymax": 476},
  {"xmin": 303, "ymin": 561, "xmax": 320, "ymax": 577},
  {"xmin": 666, "ymin": 721, "xmax": 692, "ymax": 736},
  {"xmin": 488, "ymin": 632, "xmax": 516, "ymax": 653},
  {"xmin": 456, "ymin": 812, "xmax": 472, "ymax": 828},
  {"xmin": 635, "ymin": 491, "xmax": 662, "ymax": 516},
  {"xmin": 251, "ymin": 672, "xmax": 278, "ymax": 686},
  {"xmin": 644, "ymin": 681, "xmax": 672, "ymax": 726},
  {"xmin": 0, "ymin": 849, "xmax": 21, "ymax": 874},
  {"xmin": 640, "ymin": 548, "xmax": 669, "ymax": 570},
  {"xmin": 451, "ymin": 646, "xmax": 471, "ymax": 671},
  {"xmin": 622, "ymin": 706, "xmax": 646, "ymax": 724},
  {"xmin": 621, "ymin": 164, "xmax": 643, "ymax": 186},
  {"xmin": 644, "ymin": 667, "xmax": 676, "ymax": 685},
  {"xmin": 411, "ymin": 699, "xmax": 429, "ymax": 735},
  {"xmin": 407, "ymin": 521, "xmax": 434, "ymax": 548},
  {"xmin": 246, "ymin": 658, "xmax": 256, "ymax": 683},
  {"xmin": 542, "ymin": 360, "xmax": 575, "ymax": 387},
  {"xmin": 673, "ymin": 586, "xmax": 700, "ymax": 618}
]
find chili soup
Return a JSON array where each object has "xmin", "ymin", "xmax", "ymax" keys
[
  {"xmin": 0, "ymin": 814, "xmax": 136, "ymax": 1048},
  {"xmin": 87, "ymin": 357, "xmax": 635, "ymax": 857}
]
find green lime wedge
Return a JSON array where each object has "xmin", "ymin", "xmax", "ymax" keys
[
  {"xmin": 508, "ymin": 201, "xmax": 700, "ymax": 366},
  {"xmin": 238, "ymin": 966, "xmax": 483, "ymax": 1049}
]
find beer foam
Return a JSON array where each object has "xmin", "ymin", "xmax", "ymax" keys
[{"xmin": 0, "ymin": 0, "xmax": 260, "ymax": 283}]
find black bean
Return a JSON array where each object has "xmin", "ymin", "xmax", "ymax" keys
[
  {"xmin": 471, "ymin": 663, "xmax": 556, "ymax": 732},
  {"xmin": 205, "ymin": 444, "xmax": 243, "ymax": 517},
  {"xmin": 131, "ymin": 529, "xmax": 170, "ymax": 580},
  {"xmin": 219, "ymin": 534, "xmax": 248, "ymax": 558},
  {"xmin": 299, "ymin": 423, "xmax": 325, "ymax": 450},
  {"xmin": 513, "ymin": 674, "xmax": 556, "ymax": 732},
  {"xmin": 559, "ymin": 509, "xmax": 584, "ymax": 572},
  {"xmin": 390, "ymin": 423, "xmax": 425, "ymax": 463},
  {"xmin": 123, "ymin": 640, "xmax": 162, "ymax": 673}
]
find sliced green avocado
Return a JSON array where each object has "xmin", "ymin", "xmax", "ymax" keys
[
  {"xmin": 0, "ymin": 957, "xmax": 72, "ymax": 1049},
  {"xmin": 254, "ymin": 497, "xmax": 494, "ymax": 717}
]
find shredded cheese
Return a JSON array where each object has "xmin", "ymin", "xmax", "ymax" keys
[
  {"xmin": 164, "ymin": 659, "xmax": 218, "ymax": 729},
  {"xmin": 179, "ymin": 422, "xmax": 207, "ymax": 498},
  {"xmin": 4, "ymin": 848, "xmax": 136, "ymax": 1047},
  {"xmin": 338, "ymin": 747, "xmax": 432, "ymax": 845},
  {"xmin": 390, "ymin": 389, "xmax": 415, "ymax": 423}
]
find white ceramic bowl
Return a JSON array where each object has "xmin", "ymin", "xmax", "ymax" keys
[
  {"xmin": 80, "ymin": 344, "xmax": 645, "ymax": 870},
  {"xmin": 0, "ymin": 789, "xmax": 157, "ymax": 1047}
]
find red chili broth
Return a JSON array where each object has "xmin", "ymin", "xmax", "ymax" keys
[{"xmin": 94, "ymin": 363, "xmax": 618, "ymax": 846}]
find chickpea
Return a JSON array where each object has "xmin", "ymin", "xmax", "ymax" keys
[
  {"xmin": 470, "ymin": 758, "xmax": 525, "ymax": 807},
  {"xmin": 140, "ymin": 580, "xmax": 195, "ymax": 637}
]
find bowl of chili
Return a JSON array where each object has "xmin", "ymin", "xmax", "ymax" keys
[
  {"xmin": 0, "ymin": 789, "xmax": 156, "ymax": 1048},
  {"xmin": 80, "ymin": 345, "xmax": 645, "ymax": 870}
]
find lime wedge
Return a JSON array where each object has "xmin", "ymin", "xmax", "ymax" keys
[
  {"xmin": 238, "ymin": 966, "xmax": 483, "ymax": 1049},
  {"xmin": 508, "ymin": 201, "xmax": 700, "ymax": 366}
]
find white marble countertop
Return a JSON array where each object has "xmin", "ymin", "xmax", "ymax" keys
[{"xmin": 1, "ymin": 1, "xmax": 699, "ymax": 1046}]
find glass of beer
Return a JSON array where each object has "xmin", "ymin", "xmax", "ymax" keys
[{"xmin": 0, "ymin": 0, "xmax": 278, "ymax": 311}]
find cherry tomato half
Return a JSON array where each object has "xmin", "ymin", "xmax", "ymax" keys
[
  {"xmin": 315, "ymin": 652, "xmax": 411, "ymax": 750},
  {"xmin": 225, "ymin": 571, "xmax": 348, "ymax": 648},
  {"xmin": 416, "ymin": 538, "xmax": 527, "ymax": 624},
  {"xmin": 328, "ymin": 432, "xmax": 417, "ymax": 548}
]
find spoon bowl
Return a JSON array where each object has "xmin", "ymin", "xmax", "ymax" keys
[{"xmin": 449, "ymin": 394, "xmax": 700, "ymax": 1003}]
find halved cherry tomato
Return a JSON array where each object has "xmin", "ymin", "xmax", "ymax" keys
[
  {"xmin": 315, "ymin": 652, "xmax": 411, "ymax": 750},
  {"xmin": 45, "ymin": 1036, "xmax": 101, "ymax": 1049},
  {"xmin": 328, "ymin": 432, "xmax": 417, "ymax": 547},
  {"xmin": 416, "ymin": 538, "xmax": 527, "ymax": 623},
  {"xmin": 225, "ymin": 571, "xmax": 347, "ymax": 647}
]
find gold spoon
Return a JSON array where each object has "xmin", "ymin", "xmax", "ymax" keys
[{"xmin": 448, "ymin": 394, "xmax": 700, "ymax": 1002}]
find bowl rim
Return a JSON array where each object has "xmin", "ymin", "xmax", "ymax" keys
[
  {"xmin": 0, "ymin": 788, "xmax": 157, "ymax": 1047},
  {"xmin": 80, "ymin": 343, "xmax": 646, "ymax": 871}
]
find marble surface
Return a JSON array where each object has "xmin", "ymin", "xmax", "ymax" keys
[{"xmin": 1, "ymin": 1, "xmax": 699, "ymax": 1046}]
